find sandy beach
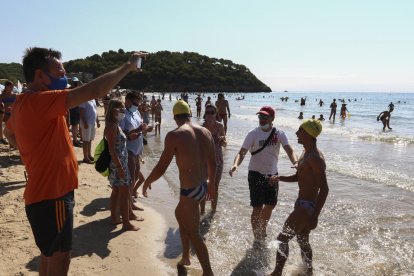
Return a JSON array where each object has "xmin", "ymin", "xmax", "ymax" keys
[{"xmin": 0, "ymin": 106, "xmax": 174, "ymax": 276}]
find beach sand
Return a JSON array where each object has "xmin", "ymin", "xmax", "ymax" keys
[{"xmin": 0, "ymin": 106, "xmax": 174, "ymax": 276}]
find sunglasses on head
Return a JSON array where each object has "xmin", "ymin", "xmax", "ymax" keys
[{"xmin": 205, "ymin": 110, "xmax": 216, "ymax": 115}]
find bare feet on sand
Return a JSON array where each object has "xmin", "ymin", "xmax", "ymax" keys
[
  {"xmin": 122, "ymin": 223, "xmax": 140, "ymax": 231},
  {"xmin": 130, "ymin": 215, "xmax": 144, "ymax": 222},
  {"xmin": 177, "ymin": 257, "xmax": 191, "ymax": 266}
]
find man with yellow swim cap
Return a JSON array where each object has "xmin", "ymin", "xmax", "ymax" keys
[
  {"xmin": 173, "ymin": 99, "xmax": 191, "ymax": 116},
  {"xmin": 143, "ymin": 100, "xmax": 216, "ymax": 275},
  {"xmin": 269, "ymin": 119, "xmax": 329, "ymax": 276},
  {"xmin": 300, "ymin": 119, "xmax": 322, "ymax": 138}
]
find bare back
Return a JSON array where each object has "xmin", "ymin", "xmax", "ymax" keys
[
  {"xmin": 297, "ymin": 149, "xmax": 327, "ymax": 202},
  {"xmin": 170, "ymin": 123, "xmax": 215, "ymax": 189},
  {"xmin": 215, "ymin": 99, "xmax": 229, "ymax": 114}
]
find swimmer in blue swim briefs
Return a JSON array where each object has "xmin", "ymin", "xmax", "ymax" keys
[
  {"xmin": 143, "ymin": 100, "xmax": 216, "ymax": 276},
  {"xmin": 268, "ymin": 119, "xmax": 329, "ymax": 276}
]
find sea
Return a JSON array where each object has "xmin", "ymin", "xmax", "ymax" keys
[{"xmin": 140, "ymin": 92, "xmax": 414, "ymax": 276}]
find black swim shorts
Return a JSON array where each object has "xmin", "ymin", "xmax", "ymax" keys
[
  {"xmin": 69, "ymin": 107, "xmax": 80, "ymax": 125},
  {"xmin": 25, "ymin": 191, "xmax": 75, "ymax": 257},
  {"xmin": 248, "ymin": 170, "xmax": 278, "ymax": 207}
]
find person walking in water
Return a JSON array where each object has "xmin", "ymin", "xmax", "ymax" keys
[
  {"xmin": 229, "ymin": 106, "xmax": 298, "ymax": 241},
  {"xmin": 215, "ymin": 93, "xmax": 231, "ymax": 135},
  {"xmin": 143, "ymin": 100, "xmax": 216, "ymax": 276},
  {"xmin": 377, "ymin": 110, "xmax": 393, "ymax": 131},
  {"xmin": 268, "ymin": 119, "xmax": 329, "ymax": 276},
  {"xmin": 200, "ymin": 104, "xmax": 226, "ymax": 215},
  {"xmin": 329, "ymin": 99, "xmax": 337, "ymax": 120}
]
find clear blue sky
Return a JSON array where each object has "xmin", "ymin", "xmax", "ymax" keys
[{"xmin": 2, "ymin": 0, "xmax": 413, "ymax": 92}]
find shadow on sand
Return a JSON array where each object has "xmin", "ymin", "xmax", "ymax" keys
[
  {"xmin": 26, "ymin": 218, "xmax": 123, "ymax": 272},
  {"xmin": 80, "ymin": 197, "xmax": 110, "ymax": 217},
  {"xmin": 0, "ymin": 180, "xmax": 26, "ymax": 196},
  {"xmin": 0, "ymin": 153, "xmax": 22, "ymax": 169},
  {"xmin": 231, "ymin": 241, "xmax": 272, "ymax": 276},
  {"xmin": 163, "ymin": 211, "xmax": 216, "ymax": 276}
]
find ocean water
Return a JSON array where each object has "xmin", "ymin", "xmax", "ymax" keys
[{"xmin": 143, "ymin": 92, "xmax": 414, "ymax": 275}]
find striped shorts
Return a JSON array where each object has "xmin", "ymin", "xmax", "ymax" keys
[{"xmin": 25, "ymin": 191, "xmax": 75, "ymax": 257}]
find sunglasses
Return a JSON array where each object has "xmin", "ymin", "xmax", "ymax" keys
[
  {"xmin": 258, "ymin": 114, "xmax": 269, "ymax": 120},
  {"xmin": 205, "ymin": 111, "xmax": 216, "ymax": 115},
  {"xmin": 115, "ymin": 108, "xmax": 126, "ymax": 113}
]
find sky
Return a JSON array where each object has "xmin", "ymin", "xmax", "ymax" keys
[{"xmin": 2, "ymin": 0, "xmax": 414, "ymax": 92}]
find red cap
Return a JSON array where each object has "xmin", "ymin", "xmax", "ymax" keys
[{"xmin": 256, "ymin": 106, "xmax": 275, "ymax": 117}]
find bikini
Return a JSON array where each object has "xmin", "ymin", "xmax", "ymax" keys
[{"xmin": 180, "ymin": 181, "xmax": 208, "ymax": 202}]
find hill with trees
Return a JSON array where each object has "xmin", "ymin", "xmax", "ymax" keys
[
  {"xmin": 1, "ymin": 50, "xmax": 271, "ymax": 92},
  {"xmin": 0, "ymin": 63, "xmax": 24, "ymax": 84}
]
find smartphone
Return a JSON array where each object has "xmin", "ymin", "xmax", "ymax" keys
[{"xmin": 137, "ymin": 57, "xmax": 145, "ymax": 69}]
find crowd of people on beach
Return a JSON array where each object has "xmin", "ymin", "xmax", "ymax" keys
[{"xmin": 0, "ymin": 46, "xmax": 402, "ymax": 276}]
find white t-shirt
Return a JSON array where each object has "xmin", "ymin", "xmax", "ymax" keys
[
  {"xmin": 241, "ymin": 127, "xmax": 289, "ymax": 175},
  {"xmin": 79, "ymin": 100, "xmax": 97, "ymax": 125},
  {"xmin": 119, "ymin": 109, "xmax": 144, "ymax": 156}
]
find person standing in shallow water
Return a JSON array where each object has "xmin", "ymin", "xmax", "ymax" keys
[
  {"xmin": 143, "ymin": 100, "xmax": 216, "ymax": 276},
  {"xmin": 229, "ymin": 106, "xmax": 298, "ymax": 241},
  {"xmin": 268, "ymin": 119, "xmax": 329, "ymax": 276},
  {"xmin": 329, "ymin": 99, "xmax": 337, "ymax": 120},
  {"xmin": 200, "ymin": 104, "xmax": 226, "ymax": 215},
  {"xmin": 377, "ymin": 110, "xmax": 393, "ymax": 131},
  {"xmin": 215, "ymin": 93, "xmax": 231, "ymax": 135}
]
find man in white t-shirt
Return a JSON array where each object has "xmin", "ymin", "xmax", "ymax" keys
[
  {"xmin": 229, "ymin": 106, "xmax": 298, "ymax": 240},
  {"xmin": 79, "ymin": 99, "xmax": 100, "ymax": 163}
]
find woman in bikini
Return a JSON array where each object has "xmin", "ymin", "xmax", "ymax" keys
[{"xmin": 200, "ymin": 104, "xmax": 226, "ymax": 214}]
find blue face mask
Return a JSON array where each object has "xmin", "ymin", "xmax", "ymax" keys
[
  {"xmin": 129, "ymin": 105, "xmax": 138, "ymax": 113},
  {"xmin": 46, "ymin": 73, "xmax": 68, "ymax": 90}
]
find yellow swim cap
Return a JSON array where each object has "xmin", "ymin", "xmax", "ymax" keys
[
  {"xmin": 173, "ymin": 100, "xmax": 191, "ymax": 116},
  {"xmin": 301, "ymin": 119, "xmax": 322, "ymax": 138}
]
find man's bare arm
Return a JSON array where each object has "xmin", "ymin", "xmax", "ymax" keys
[
  {"xmin": 66, "ymin": 52, "xmax": 146, "ymax": 109},
  {"xmin": 279, "ymin": 172, "xmax": 298, "ymax": 182},
  {"xmin": 283, "ymin": 144, "xmax": 298, "ymax": 165},
  {"xmin": 226, "ymin": 101, "xmax": 231, "ymax": 117},
  {"xmin": 206, "ymin": 134, "xmax": 217, "ymax": 200},
  {"xmin": 310, "ymin": 156, "xmax": 329, "ymax": 217},
  {"xmin": 143, "ymin": 132, "xmax": 175, "ymax": 190},
  {"xmin": 229, "ymin": 148, "xmax": 248, "ymax": 176}
]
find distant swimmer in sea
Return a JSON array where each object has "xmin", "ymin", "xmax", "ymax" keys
[
  {"xmin": 377, "ymin": 110, "xmax": 392, "ymax": 131},
  {"xmin": 329, "ymin": 99, "xmax": 337, "ymax": 121},
  {"xmin": 300, "ymin": 97, "xmax": 307, "ymax": 106},
  {"xmin": 388, "ymin": 102, "xmax": 394, "ymax": 112},
  {"xmin": 268, "ymin": 119, "xmax": 329, "ymax": 276},
  {"xmin": 319, "ymin": 99, "xmax": 324, "ymax": 107},
  {"xmin": 298, "ymin": 112, "xmax": 304, "ymax": 120},
  {"xmin": 311, "ymin": 115, "xmax": 316, "ymax": 119},
  {"xmin": 340, "ymin": 103, "xmax": 349, "ymax": 118},
  {"xmin": 318, "ymin": 114, "xmax": 325, "ymax": 121},
  {"xmin": 143, "ymin": 100, "xmax": 216, "ymax": 276}
]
